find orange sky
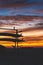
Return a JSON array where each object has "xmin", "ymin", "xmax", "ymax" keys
[
  {"xmin": 0, "ymin": 16, "xmax": 43, "ymax": 48},
  {"xmin": 0, "ymin": 28, "xmax": 43, "ymax": 48}
]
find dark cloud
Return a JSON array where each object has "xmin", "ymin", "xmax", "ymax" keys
[
  {"xmin": 35, "ymin": 22, "xmax": 43, "ymax": 28},
  {"xmin": 0, "ymin": 0, "xmax": 43, "ymax": 5},
  {"xmin": 0, "ymin": 0, "xmax": 28, "ymax": 5}
]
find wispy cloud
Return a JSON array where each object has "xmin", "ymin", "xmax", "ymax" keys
[{"xmin": 0, "ymin": 16, "xmax": 43, "ymax": 29}]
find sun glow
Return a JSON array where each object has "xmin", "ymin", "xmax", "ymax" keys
[
  {"xmin": 23, "ymin": 30, "xmax": 43, "ymax": 37},
  {"xmin": 0, "ymin": 40, "xmax": 43, "ymax": 48}
]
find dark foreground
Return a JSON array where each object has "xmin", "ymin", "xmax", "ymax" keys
[{"xmin": 0, "ymin": 46, "xmax": 43, "ymax": 65}]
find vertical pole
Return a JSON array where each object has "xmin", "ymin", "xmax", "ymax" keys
[
  {"xmin": 15, "ymin": 42, "xmax": 16, "ymax": 48},
  {"xmin": 16, "ymin": 42, "xmax": 17, "ymax": 48},
  {"xmin": 17, "ymin": 41, "xmax": 18, "ymax": 48}
]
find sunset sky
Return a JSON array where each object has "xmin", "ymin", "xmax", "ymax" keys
[{"xmin": 0, "ymin": 0, "xmax": 43, "ymax": 48}]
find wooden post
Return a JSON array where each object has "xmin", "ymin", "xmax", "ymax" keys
[{"xmin": 17, "ymin": 42, "xmax": 18, "ymax": 48}]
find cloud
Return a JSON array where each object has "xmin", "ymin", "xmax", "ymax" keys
[
  {"xmin": 24, "ymin": 36, "xmax": 43, "ymax": 41},
  {"xmin": 0, "ymin": 16, "xmax": 43, "ymax": 33},
  {"xmin": 0, "ymin": 3, "xmax": 43, "ymax": 16},
  {"xmin": 0, "ymin": 0, "xmax": 43, "ymax": 5},
  {"xmin": 38, "ymin": 9, "xmax": 43, "ymax": 13},
  {"xmin": 35, "ymin": 22, "xmax": 43, "ymax": 28},
  {"xmin": 0, "ymin": 1, "xmax": 43, "ymax": 8}
]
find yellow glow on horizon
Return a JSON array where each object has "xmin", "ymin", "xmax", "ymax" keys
[{"xmin": 0, "ymin": 40, "xmax": 43, "ymax": 47}]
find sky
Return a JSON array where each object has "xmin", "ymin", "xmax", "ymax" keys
[
  {"xmin": 0, "ymin": 16, "xmax": 43, "ymax": 47},
  {"xmin": 0, "ymin": 0, "xmax": 43, "ymax": 48},
  {"xmin": 0, "ymin": 0, "xmax": 43, "ymax": 16}
]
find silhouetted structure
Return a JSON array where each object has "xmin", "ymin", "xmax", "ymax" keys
[
  {"xmin": 0, "ymin": 27, "xmax": 24, "ymax": 48},
  {"xmin": 14, "ymin": 28, "xmax": 24, "ymax": 48}
]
